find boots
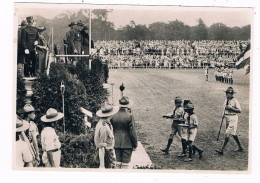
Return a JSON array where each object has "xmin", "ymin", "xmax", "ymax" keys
[
  {"xmin": 160, "ymin": 139, "xmax": 173, "ymax": 154},
  {"xmin": 178, "ymin": 138, "xmax": 187, "ymax": 157},
  {"xmin": 233, "ymin": 135, "xmax": 244, "ymax": 152},
  {"xmin": 192, "ymin": 145, "xmax": 203, "ymax": 159},
  {"xmin": 216, "ymin": 136, "xmax": 229, "ymax": 155}
]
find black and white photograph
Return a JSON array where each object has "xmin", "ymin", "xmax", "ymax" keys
[{"xmin": 11, "ymin": 0, "xmax": 255, "ymax": 175}]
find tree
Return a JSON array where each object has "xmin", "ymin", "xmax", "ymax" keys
[
  {"xmin": 166, "ymin": 20, "xmax": 190, "ymax": 40},
  {"xmin": 148, "ymin": 22, "xmax": 168, "ymax": 40},
  {"xmin": 208, "ymin": 23, "xmax": 233, "ymax": 40},
  {"xmin": 191, "ymin": 18, "xmax": 208, "ymax": 40}
]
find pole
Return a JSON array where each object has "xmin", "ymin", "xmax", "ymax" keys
[
  {"xmin": 62, "ymin": 93, "xmax": 65, "ymax": 136},
  {"xmin": 111, "ymin": 83, "xmax": 114, "ymax": 105},
  {"xmin": 216, "ymin": 115, "xmax": 224, "ymax": 141},
  {"xmin": 89, "ymin": 9, "xmax": 92, "ymax": 70}
]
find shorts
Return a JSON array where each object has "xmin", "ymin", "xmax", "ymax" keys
[
  {"xmin": 224, "ymin": 115, "xmax": 238, "ymax": 135},
  {"xmin": 115, "ymin": 148, "xmax": 133, "ymax": 164},
  {"xmin": 182, "ymin": 128, "xmax": 197, "ymax": 142},
  {"xmin": 42, "ymin": 150, "xmax": 61, "ymax": 167},
  {"xmin": 170, "ymin": 123, "xmax": 183, "ymax": 138}
]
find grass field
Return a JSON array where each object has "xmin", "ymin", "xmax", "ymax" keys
[{"xmin": 108, "ymin": 68, "xmax": 250, "ymax": 171}]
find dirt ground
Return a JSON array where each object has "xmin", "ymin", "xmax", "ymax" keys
[{"xmin": 108, "ymin": 68, "xmax": 250, "ymax": 171}]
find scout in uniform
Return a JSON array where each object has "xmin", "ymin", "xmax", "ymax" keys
[
  {"xmin": 215, "ymin": 87, "xmax": 243, "ymax": 155},
  {"xmin": 22, "ymin": 104, "xmax": 40, "ymax": 166},
  {"xmin": 41, "ymin": 108, "xmax": 64, "ymax": 167},
  {"xmin": 95, "ymin": 102, "xmax": 119, "ymax": 169},
  {"xmin": 16, "ymin": 115, "xmax": 33, "ymax": 167},
  {"xmin": 181, "ymin": 103, "xmax": 203, "ymax": 162},
  {"xmin": 161, "ymin": 96, "xmax": 185, "ymax": 155}
]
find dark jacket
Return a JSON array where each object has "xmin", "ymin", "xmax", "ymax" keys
[
  {"xmin": 68, "ymin": 28, "xmax": 82, "ymax": 54},
  {"xmin": 80, "ymin": 31, "xmax": 94, "ymax": 55},
  {"xmin": 110, "ymin": 109, "xmax": 138, "ymax": 149},
  {"xmin": 21, "ymin": 25, "xmax": 39, "ymax": 51}
]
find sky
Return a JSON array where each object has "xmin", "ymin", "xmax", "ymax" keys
[{"xmin": 15, "ymin": 4, "xmax": 252, "ymax": 29}]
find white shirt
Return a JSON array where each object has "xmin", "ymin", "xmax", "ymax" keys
[
  {"xmin": 224, "ymin": 97, "xmax": 241, "ymax": 115},
  {"xmin": 41, "ymin": 127, "xmax": 61, "ymax": 151},
  {"xmin": 16, "ymin": 139, "xmax": 33, "ymax": 167}
]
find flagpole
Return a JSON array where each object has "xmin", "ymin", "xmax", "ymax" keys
[{"xmin": 89, "ymin": 9, "xmax": 92, "ymax": 70}]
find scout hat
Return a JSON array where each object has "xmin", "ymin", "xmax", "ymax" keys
[
  {"xmin": 68, "ymin": 21, "xmax": 76, "ymax": 27},
  {"xmin": 224, "ymin": 86, "xmax": 235, "ymax": 94},
  {"xmin": 26, "ymin": 16, "xmax": 34, "ymax": 23},
  {"xmin": 16, "ymin": 115, "xmax": 29, "ymax": 132},
  {"xmin": 184, "ymin": 103, "xmax": 195, "ymax": 110},
  {"xmin": 118, "ymin": 96, "xmax": 133, "ymax": 108},
  {"xmin": 77, "ymin": 20, "xmax": 84, "ymax": 26},
  {"xmin": 96, "ymin": 102, "xmax": 119, "ymax": 118},
  {"xmin": 174, "ymin": 96, "xmax": 182, "ymax": 103},
  {"xmin": 41, "ymin": 108, "xmax": 64, "ymax": 122},
  {"xmin": 23, "ymin": 104, "xmax": 36, "ymax": 113},
  {"xmin": 183, "ymin": 100, "xmax": 191, "ymax": 108}
]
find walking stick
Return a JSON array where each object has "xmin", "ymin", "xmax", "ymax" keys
[{"xmin": 217, "ymin": 114, "xmax": 225, "ymax": 141}]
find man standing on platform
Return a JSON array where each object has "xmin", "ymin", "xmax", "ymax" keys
[
  {"xmin": 64, "ymin": 21, "xmax": 76, "ymax": 63},
  {"xmin": 68, "ymin": 20, "xmax": 84, "ymax": 65},
  {"xmin": 18, "ymin": 20, "xmax": 28, "ymax": 77},
  {"xmin": 22, "ymin": 16, "xmax": 39, "ymax": 77}
]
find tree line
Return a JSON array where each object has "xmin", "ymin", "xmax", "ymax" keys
[{"xmin": 30, "ymin": 9, "xmax": 250, "ymax": 49}]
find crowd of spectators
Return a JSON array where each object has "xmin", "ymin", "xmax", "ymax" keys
[{"xmin": 94, "ymin": 40, "xmax": 250, "ymax": 68}]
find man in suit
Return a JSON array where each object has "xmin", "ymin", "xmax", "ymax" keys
[
  {"xmin": 110, "ymin": 96, "xmax": 138, "ymax": 169},
  {"xmin": 21, "ymin": 16, "xmax": 39, "ymax": 77},
  {"xmin": 64, "ymin": 21, "xmax": 76, "ymax": 63}
]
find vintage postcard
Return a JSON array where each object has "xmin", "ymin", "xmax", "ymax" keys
[{"xmin": 13, "ymin": 1, "xmax": 253, "ymax": 176}]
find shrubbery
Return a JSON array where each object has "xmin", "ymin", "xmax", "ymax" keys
[{"xmin": 30, "ymin": 58, "xmax": 108, "ymax": 168}]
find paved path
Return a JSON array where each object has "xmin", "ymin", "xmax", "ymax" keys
[{"xmin": 129, "ymin": 141, "xmax": 152, "ymax": 168}]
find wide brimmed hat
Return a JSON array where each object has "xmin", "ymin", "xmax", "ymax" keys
[
  {"xmin": 68, "ymin": 21, "xmax": 77, "ymax": 27},
  {"xmin": 96, "ymin": 102, "xmax": 119, "ymax": 118},
  {"xmin": 118, "ymin": 96, "xmax": 133, "ymax": 108},
  {"xmin": 224, "ymin": 86, "xmax": 236, "ymax": 94},
  {"xmin": 77, "ymin": 20, "xmax": 84, "ymax": 26},
  {"xmin": 16, "ymin": 115, "xmax": 29, "ymax": 132},
  {"xmin": 184, "ymin": 103, "xmax": 195, "ymax": 110},
  {"xmin": 41, "ymin": 108, "xmax": 64, "ymax": 122},
  {"xmin": 37, "ymin": 26, "xmax": 46, "ymax": 32},
  {"xmin": 26, "ymin": 16, "xmax": 34, "ymax": 23},
  {"xmin": 23, "ymin": 104, "xmax": 36, "ymax": 113},
  {"xmin": 183, "ymin": 100, "xmax": 191, "ymax": 108}
]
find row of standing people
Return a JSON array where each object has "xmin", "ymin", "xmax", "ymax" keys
[
  {"xmin": 63, "ymin": 21, "xmax": 94, "ymax": 64},
  {"xmin": 214, "ymin": 66, "xmax": 234, "ymax": 84},
  {"xmin": 16, "ymin": 105, "xmax": 63, "ymax": 168},
  {"xmin": 16, "ymin": 96, "xmax": 137, "ymax": 169},
  {"xmin": 160, "ymin": 86, "xmax": 243, "ymax": 162},
  {"xmin": 18, "ymin": 16, "xmax": 48, "ymax": 77}
]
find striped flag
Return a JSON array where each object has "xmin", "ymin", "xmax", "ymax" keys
[{"xmin": 236, "ymin": 43, "xmax": 250, "ymax": 74}]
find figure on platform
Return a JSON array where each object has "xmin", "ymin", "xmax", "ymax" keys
[
  {"xmin": 110, "ymin": 96, "xmax": 138, "ymax": 169},
  {"xmin": 35, "ymin": 26, "xmax": 48, "ymax": 74},
  {"xmin": 68, "ymin": 20, "xmax": 84, "ymax": 65},
  {"xmin": 21, "ymin": 16, "xmax": 39, "ymax": 77},
  {"xmin": 64, "ymin": 21, "xmax": 76, "ymax": 63},
  {"xmin": 18, "ymin": 20, "xmax": 28, "ymax": 77}
]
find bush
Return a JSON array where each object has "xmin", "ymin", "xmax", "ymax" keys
[
  {"xmin": 59, "ymin": 131, "xmax": 99, "ymax": 168},
  {"xmin": 75, "ymin": 59, "xmax": 107, "ymax": 114},
  {"xmin": 31, "ymin": 62, "xmax": 88, "ymax": 134}
]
